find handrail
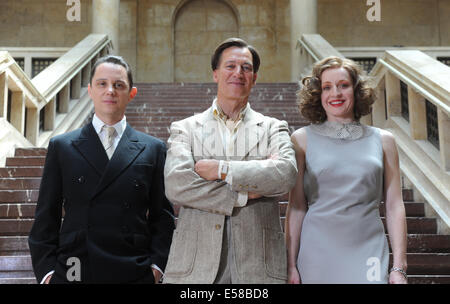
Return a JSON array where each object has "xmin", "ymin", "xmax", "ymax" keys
[
  {"xmin": 297, "ymin": 39, "xmax": 319, "ymax": 62},
  {"xmin": 0, "ymin": 51, "xmax": 46, "ymax": 109},
  {"xmin": 298, "ymin": 34, "xmax": 344, "ymax": 61},
  {"xmin": 377, "ymin": 57, "xmax": 450, "ymax": 116},
  {"xmin": 32, "ymin": 34, "xmax": 111, "ymax": 103},
  {"xmin": 0, "ymin": 47, "xmax": 70, "ymax": 78},
  {"xmin": 0, "ymin": 34, "xmax": 111, "ymax": 153}
]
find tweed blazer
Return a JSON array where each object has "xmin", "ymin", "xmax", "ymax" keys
[{"xmin": 163, "ymin": 104, "xmax": 297, "ymax": 284}]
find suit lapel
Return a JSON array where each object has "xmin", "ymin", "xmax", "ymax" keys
[
  {"xmin": 234, "ymin": 107, "xmax": 266, "ymax": 161},
  {"xmin": 193, "ymin": 105, "xmax": 267, "ymax": 160},
  {"xmin": 193, "ymin": 108, "xmax": 225, "ymax": 158},
  {"xmin": 72, "ymin": 123, "xmax": 109, "ymax": 176},
  {"xmin": 93, "ymin": 124, "xmax": 145, "ymax": 198}
]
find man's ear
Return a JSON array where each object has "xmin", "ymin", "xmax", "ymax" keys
[
  {"xmin": 129, "ymin": 87, "xmax": 138, "ymax": 100},
  {"xmin": 213, "ymin": 70, "xmax": 218, "ymax": 83},
  {"xmin": 252, "ymin": 73, "xmax": 258, "ymax": 85},
  {"xmin": 87, "ymin": 83, "xmax": 92, "ymax": 98}
]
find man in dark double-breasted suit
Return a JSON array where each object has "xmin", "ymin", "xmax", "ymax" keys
[{"xmin": 28, "ymin": 55, "xmax": 175, "ymax": 284}]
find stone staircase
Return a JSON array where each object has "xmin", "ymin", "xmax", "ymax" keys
[{"xmin": 0, "ymin": 83, "xmax": 449, "ymax": 283}]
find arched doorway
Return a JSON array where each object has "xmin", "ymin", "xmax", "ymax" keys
[{"xmin": 174, "ymin": 0, "xmax": 238, "ymax": 82}]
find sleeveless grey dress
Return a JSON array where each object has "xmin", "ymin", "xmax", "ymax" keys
[{"xmin": 297, "ymin": 122, "xmax": 389, "ymax": 284}]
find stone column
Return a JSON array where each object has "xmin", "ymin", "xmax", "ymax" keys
[
  {"xmin": 92, "ymin": 0, "xmax": 120, "ymax": 55},
  {"xmin": 290, "ymin": 0, "xmax": 317, "ymax": 81}
]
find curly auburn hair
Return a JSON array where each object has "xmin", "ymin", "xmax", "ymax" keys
[{"xmin": 297, "ymin": 56, "xmax": 376, "ymax": 124}]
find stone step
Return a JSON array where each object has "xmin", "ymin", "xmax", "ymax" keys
[
  {"xmin": 127, "ymin": 119, "xmax": 304, "ymax": 127},
  {"xmin": 0, "ymin": 178, "xmax": 41, "ymax": 190},
  {"xmin": 0, "ymin": 215, "xmax": 439, "ymax": 236},
  {"xmin": 0, "ymin": 255, "xmax": 32, "ymax": 271},
  {"xmin": 0, "ymin": 167, "xmax": 44, "ymax": 178},
  {"xmin": 0, "ymin": 270, "xmax": 35, "ymax": 279},
  {"xmin": 0, "ymin": 219, "xmax": 34, "ymax": 236},
  {"xmin": 0, "ymin": 253, "xmax": 447, "ymax": 278},
  {"xmin": 0, "ymin": 203, "xmax": 37, "ymax": 219},
  {"xmin": 403, "ymin": 234, "xmax": 450, "ymax": 253},
  {"xmin": 402, "ymin": 253, "xmax": 450, "ymax": 275},
  {"xmin": 0, "ymin": 237, "xmax": 29, "ymax": 254},
  {"xmin": 126, "ymin": 108, "xmax": 300, "ymax": 114},
  {"xmin": 5, "ymin": 157, "xmax": 45, "ymax": 167},
  {"xmin": 408, "ymin": 275, "xmax": 450, "ymax": 284},
  {"xmin": 134, "ymin": 83, "xmax": 298, "ymax": 89},
  {"xmin": 0, "ymin": 277, "xmax": 37, "ymax": 284},
  {"xmin": 1, "ymin": 216, "xmax": 433, "ymax": 237},
  {"xmin": 385, "ymin": 218, "xmax": 436, "ymax": 234},
  {"xmin": 5, "ymin": 200, "xmax": 422, "ymax": 221},
  {"xmin": 132, "ymin": 101, "xmax": 298, "ymax": 105},
  {"xmin": 14, "ymin": 148, "xmax": 48, "ymax": 157},
  {"xmin": 0, "ymin": 190, "xmax": 39, "ymax": 203},
  {"xmin": 2, "ymin": 234, "xmax": 449, "ymax": 255}
]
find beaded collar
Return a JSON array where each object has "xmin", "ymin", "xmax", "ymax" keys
[{"xmin": 309, "ymin": 120, "xmax": 366, "ymax": 140}]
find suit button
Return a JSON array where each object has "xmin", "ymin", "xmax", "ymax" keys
[
  {"xmin": 77, "ymin": 176, "xmax": 85, "ymax": 183},
  {"xmin": 134, "ymin": 180, "xmax": 140, "ymax": 189},
  {"xmin": 215, "ymin": 224, "xmax": 221, "ymax": 230},
  {"xmin": 122, "ymin": 225, "xmax": 129, "ymax": 233},
  {"xmin": 124, "ymin": 201, "xmax": 130, "ymax": 209}
]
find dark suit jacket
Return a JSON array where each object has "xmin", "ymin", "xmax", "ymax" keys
[{"xmin": 28, "ymin": 122, "xmax": 175, "ymax": 283}]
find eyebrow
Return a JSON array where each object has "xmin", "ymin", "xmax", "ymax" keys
[
  {"xmin": 95, "ymin": 78, "xmax": 127, "ymax": 83},
  {"xmin": 224, "ymin": 60, "xmax": 253, "ymax": 66},
  {"xmin": 322, "ymin": 79, "xmax": 351, "ymax": 84}
]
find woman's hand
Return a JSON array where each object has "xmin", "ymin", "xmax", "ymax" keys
[
  {"xmin": 389, "ymin": 270, "xmax": 407, "ymax": 284},
  {"xmin": 287, "ymin": 267, "xmax": 301, "ymax": 284}
]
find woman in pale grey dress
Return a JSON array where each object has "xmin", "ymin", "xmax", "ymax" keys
[{"xmin": 285, "ymin": 56, "xmax": 408, "ymax": 284}]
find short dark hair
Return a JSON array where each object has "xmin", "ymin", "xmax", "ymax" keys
[
  {"xmin": 211, "ymin": 37, "xmax": 261, "ymax": 73},
  {"xmin": 90, "ymin": 55, "xmax": 134, "ymax": 90}
]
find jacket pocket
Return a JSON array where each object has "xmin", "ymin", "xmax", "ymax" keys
[
  {"xmin": 263, "ymin": 228, "xmax": 287, "ymax": 280},
  {"xmin": 164, "ymin": 229, "xmax": 197, "ymax": 277}
]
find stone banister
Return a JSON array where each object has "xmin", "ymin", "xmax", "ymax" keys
[
  {"xmin": 32, "ymin": 34, "xmax": 111, "ymax": 102},
  {"xmin": 377, "ymin": 51, "xmax": 450, "ymax": 115},
  {"xmin": 296, "ymin": 34, "xmax": 344, "ymax": 82},
  {"xmin": 0, "ymin": 47, "xmax": 69, "ymax": 78},
  {"xmin": 0, "ymin": 52, "xmax": 47, "ymax": 109},
  {"xmin": 297, "ymin": 34, "xmax": 344, "ymax": 62},
  {"xmin": 368, "ymin": 51, "xmax": 450, "ymax": 231},
  {"xmin": 337, "ymin": 46, "xmax": 450, "ymax": 61},
  {"xmin": 0, "ymin": 34, "xmax": 112, "ymax": 166}
]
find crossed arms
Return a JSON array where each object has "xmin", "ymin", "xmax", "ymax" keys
[{"xmin": 163, "ymin": 118, "xmax": 297, "ymax": 216}]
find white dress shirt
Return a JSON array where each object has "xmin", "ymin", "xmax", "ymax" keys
[{"xmin": 212, "ymin": 99, "xmax": 248, "ymax": 207}]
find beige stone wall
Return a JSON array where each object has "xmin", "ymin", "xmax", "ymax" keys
[
  {"xmin": 1, "ymin": 0, "xmax": 447, "ymax": 83},
  {"xmin": 119, "ymin": 0, "xmax": 137, "ymax": 75},
  {"xmin": 174, "ymin": 0, "xmax": 238, "ymax": 82},
  {"xmin": 136, "ymin": 0, "xmax": 292, "ymax": 83},
  {"xmin": 0, "ymin": 0, "xmax": 291, "ymax": 83},
  {"xmin": 317, "ymin": 0, "xmax": 448, "ymax": 47},
  {"xmin": 0, "ymin": 0, "xmax": 91, "ymax": 47}
]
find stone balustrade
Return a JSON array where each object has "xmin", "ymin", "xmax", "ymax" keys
[
  {"xmin": 337, "ymin": 46, "xmax": 450, "ymax": 73},
  {"xmin": 370, "ymin": 50, "xmax": 450, "ymax": 230},
  {"xmin": 0, "ymin": 47, "xmax": 69, "ymax": 79},
  {"xmin": 0, "ymin": 34, "xmax": 111, "ymax": 165}
]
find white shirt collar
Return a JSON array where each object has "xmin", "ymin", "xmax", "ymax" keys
[{"xmin": 92, "ymin": 114, "xmax": 127, "ymax": 138}]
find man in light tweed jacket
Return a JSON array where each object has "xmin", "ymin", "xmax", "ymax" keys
[{"xmin": 163, "ymin": 38, "xmax": 297, "ymax": 284}]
